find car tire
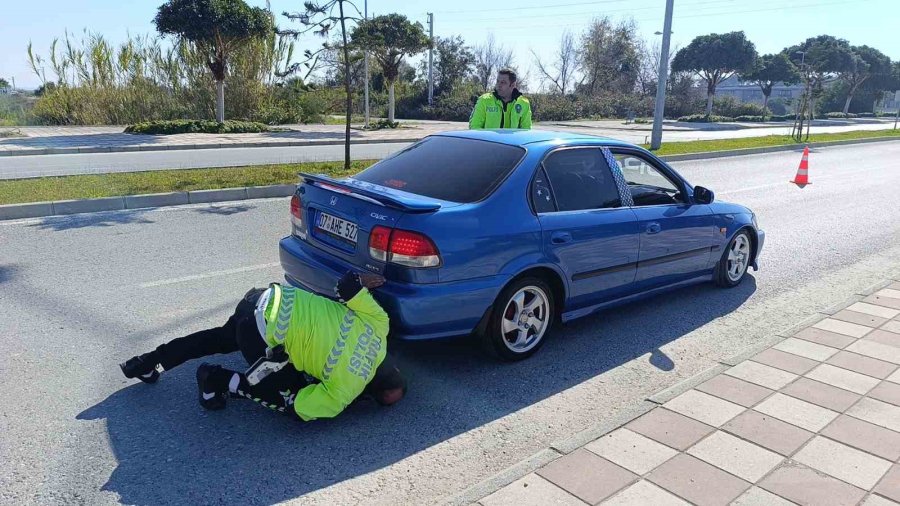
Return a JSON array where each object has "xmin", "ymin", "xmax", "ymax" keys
[
  {"xmin": 714, "ymin": 229, "xmax": 752, "ymax": 288},
  {"xmin": 481, "ymin": 277, "xmax": 555, "ymax": 361}
]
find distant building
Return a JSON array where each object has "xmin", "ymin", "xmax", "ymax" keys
[{"xmin": 877, "ymin": 91, "xmax": 900, "ymax": 113}]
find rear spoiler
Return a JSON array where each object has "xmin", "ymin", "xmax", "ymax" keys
[{"xmin": 298, "ymin": 172, "xmax": 441, "ymax": 213}]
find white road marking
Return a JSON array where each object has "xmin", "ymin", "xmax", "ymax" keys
[{"xmin": 139, "ymin": 262, "xmax": 281, "ymax": 288}]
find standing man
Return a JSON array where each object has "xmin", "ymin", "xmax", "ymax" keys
[
  {"xmin": 469, "ymin": 68, "xmax": 532, "ymax": 130},
  {"xmin": 120, "ymin": 271, "xmax": 407, "ymax": 422}
]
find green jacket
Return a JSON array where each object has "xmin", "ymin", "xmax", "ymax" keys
[
  {"xmin": 263, "ymin": 284, "xmax": 389, "ymax": 421},
  {"xmin": 469, "ymin": 89, "xmax": 532, "ymax": 129}
]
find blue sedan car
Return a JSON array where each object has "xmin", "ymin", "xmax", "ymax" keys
[{"xmin": 279, "ymin": 130, "xmax": 764, "ymax": 360}]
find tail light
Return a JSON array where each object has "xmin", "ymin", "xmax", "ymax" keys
[
  {"xmin": 368, "ymin": 226, "xmax": 440, "ymax": 268},
  {"xmin": 290, "ymin": 194, "xmax": 305, "ymax": 237}
]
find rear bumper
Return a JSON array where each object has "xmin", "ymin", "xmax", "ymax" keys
[{"xmin": 279, "ymin": 236, "xmax": 505, "ymax": 340}]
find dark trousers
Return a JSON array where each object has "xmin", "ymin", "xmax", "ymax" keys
[{"xmin": 154, "ymin": 288, "xmax": 309, "ymax": 413}]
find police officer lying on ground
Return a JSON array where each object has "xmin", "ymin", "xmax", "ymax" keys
[
  {"xmin": 469, "ymin": 68, "xmax": 532, "ymax": 130},
  {"xmin": 120, "ymin": 271, "xmax": 406, "ymax": 421}
]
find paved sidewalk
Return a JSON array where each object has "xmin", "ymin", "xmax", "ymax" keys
[
  {"xmin": 468, "ymin": 280, "xmax": 900, "ymax": 506},
  {"xmin": 1, "ymin": 118, "xmax": 896, "ymax": 156}
]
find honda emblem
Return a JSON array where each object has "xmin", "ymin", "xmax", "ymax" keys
[{"xmin": 330, "ymin": 196, "xmax": 338, "ymax": 206}]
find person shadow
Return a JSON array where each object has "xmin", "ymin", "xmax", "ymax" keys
[{"xmin": 78, "ymin": 276, "xmax": 756, "ymax": 505}]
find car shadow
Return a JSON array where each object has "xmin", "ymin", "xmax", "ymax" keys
[{"xmin": 79, "ymin": 276, "xmax": 756, "ymax": 505}]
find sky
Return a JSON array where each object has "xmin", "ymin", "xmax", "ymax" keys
[{"xmin": 2, "ymin": 0, "xmax": 898, "ymax": 90}]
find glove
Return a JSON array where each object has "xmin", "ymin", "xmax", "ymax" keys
[{"xmin": 335, "ymin": 271, "xmax": 363, "ymax": 302}]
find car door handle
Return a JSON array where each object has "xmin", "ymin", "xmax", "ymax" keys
[
  {"xmin": 551, "ymin": 232, "xmax": 572, "ymax": 244},
  {"xmin": 646, "ymin": 222, "xmax": 661, "ymax": 234},
  {"xmin": 723, "ymin": 214, "xmax": 735, "ymax": 222}
]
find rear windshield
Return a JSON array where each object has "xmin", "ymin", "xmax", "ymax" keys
[{"xmin": 354, "ymin": 136, "xmax": 526, "ymax": 203}]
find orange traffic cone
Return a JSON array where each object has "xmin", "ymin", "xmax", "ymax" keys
[{"xmin": 791, "ymin": 146, "xmax": 812, "ymax": 187}]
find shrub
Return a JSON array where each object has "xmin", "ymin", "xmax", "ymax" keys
[
  {"xmin": 530, "ymin": 94, "xmax": 579, "ymax": 121},
  {"xmin": 125, "ymin": 119, "xmax": 270, "ymax": 134},
  {"xmin": 713, "ymin": 96, "xmax": 766, "ymax": 118},
  {"xmin": 676, "ymin": 114, "xmax": 735, "ymax": 123},
  {"xmin": 824, "ymin": 112, "xmax": 858, "ymax": 119},
  {"xmin": 733, "ymin": 115, "xmax": 767, "ymax": 122}
]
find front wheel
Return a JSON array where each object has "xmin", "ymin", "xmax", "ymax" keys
[
  {"xmin": 714, "ymin": 229, "xmax": 752, "ymax": 288},
  {"xmin": 481, "ymin": 277, "xmax": 555, "ymax": 361}
]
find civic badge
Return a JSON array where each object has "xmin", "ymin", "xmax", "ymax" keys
[{"xmin": 330, "ymin": 196, "xmax": 338, "ymax": 206}]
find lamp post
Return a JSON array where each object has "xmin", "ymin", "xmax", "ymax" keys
[{"xmin": 650, "ymin": 0, "xmax": 674, "ymax": 151}]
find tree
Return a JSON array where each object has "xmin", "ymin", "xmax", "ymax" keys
[
  {"xmin": 785, "ymin": 35, "xmax": 855, "ymax": 121},
  {"xmin": 154, "ymin": 0, "xmax": 273, "ymax": 122},
  {"xmin": 532, "ymin": 30, "xmax": 578, "ymax": 95},
  {"xmin": 351, "ymin": 14, "xmax": 429, "ymax": 123},
  {"xmin": 282, "ymin": 0, "xmax": 361, "ymax": 171},
  {"xmin": 473, "ymin": 34, "xmax": 513, "ymax": 92},
  {"xmin": 578, "ymin": 17, "xmax": 641, "ymax": 96},
  {"xmin": 672, "ymin": 31, "xmax": 757, "ymax": 116},
  {"xmin": 428, "ymin": 35, "xmax": 475, "ymax": 96},
  {"xmin": 0, "ymin": 78, "xmax": 9, "ymax": 89},
  {"xmin": 838, "ymin": 45, "xmax": 892, "ymax": 114},
  {"xmin": 741, "ymin": 53, "xmax": 799, "ymax": 114}
]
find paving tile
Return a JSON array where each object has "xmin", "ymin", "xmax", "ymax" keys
[
  {"xmin": 793, "ymin": 327, "xmax": 858, "ymax": 349},
  {"xmin": 865, "ymin": 294, "xmax": 900, "ymax": 311},
  {"xmin": 869, "ymin": 381, "xmax": 900, "ymax": 407},
  {"xmin": 600, "ymin": 480, "xmax": 689, "ymax": 505},
  {"xmin": 647, "ymin": 453, "xmax": 750, "ymax": 506},
  {"xmin": 585, "ymin": 428, "xmax": 678, "ymax": 475},
  {"xmin": 861, "ymin": 493, "xmax": 900, "ymax": 506},
  {"xmin": 723, "ymin": 410, "xmax": 814, "ymax": 456},
  {"xmin": 696, "ymin": 374, "xmax": 773, "ymax": 407},
  {"xmin": 849, "ymin": 302, "xmax": 900, "ymax": 319},
  {"xmin": 874, "ymin": 465, "xmax": 900, "ymax": 503},
  {"xmin": 814, "ymin": 318, "xmax": 874, "ymax": 338},
  {"xmin": 781, "ymin": 377, "xmax": 862, "ymax": 412},
  {"xmin": 481, "ymin": 473, "xmax": 586, "ymax": 506},
  {"xmin": 827, "ymin": 351, "xmax": 899, "ymax": 380},
  {"xmin": 754, "ymin": 393, "xmax": 839, "ymax": 432},
  {"xmin": 877, "ymin": 288, "xmax": 900, "ymax": 300},
  {"xmin": 889, "ymin": 369, "xmax": 900, "ymax": 384},
  {"xmin": 890, "ymin": 281, "xmax": 900, "ymax": 291},
  {"xmin": 724, "ymin": 361, "xmax": 798, "ymax": 390},
  {"xmin": 847, "ymin": 398, "xmax": 900, "ymax": 433},
  {"xmin": 537, "ymin": 449, "xmax": 636, "ymax": 504},
  {"xmin": 687, "ymin": 431, "xmax": 784, "ymax": 483},
  {"xmin": 847, "ymin": 340, "xmax": 900, "ymax": 365},
  {"xmin": 759, "ymin": 463, "xmax": 866, "ymax": 506},
  {"xmin": 868, "ymin": 329, "xmax": 900, "ymax": 349},
  {"xmin": 773, "ymin": 337, "xmax": 840, "ymax": 361},
  {"xmin": 833, "ymin": 309, "xmax": 890, "ymax": 328},
  {"xmin": 794, "ymin": 436, "xmax": 892, "ymax": 489},
  {"xmin": 821, "ymin": 415, "xmax": 900, "ymax": 462},
  {"xmin": 626, "ymin": 408, "xmax": 715, "ymax": 451},
  {"xmin": 883, "ymin": 321, "xmax": 900, "ymax": 335},
  {"xmin": 663, "ymin": 390, "xmax": 746, "ymax": 428},
  {"xmin": 730, "ymin": 486, "xmax": 797, "ymax": 506},
  {"xmin": 752, "ymin": 348, "xmax": 819, "ymax": 375},
  {"xmin": 805, "ymin": 363, "xmax": 881, "ymax": 394}
]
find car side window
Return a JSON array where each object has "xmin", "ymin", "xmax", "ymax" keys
[
  {"xmin": 531, "ymin": 167, "xmax": 557, "ymax": 213},
  {"xmin": 542, "ymin": 148, "xmax": 622, "ymax": 212},
  {"xmin": 613, "ymin": 153, "xmax": 686, "ymax": 206}
]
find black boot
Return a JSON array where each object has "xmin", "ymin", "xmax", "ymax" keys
[
  {"xmin": 196, "ymin": 363, "xmax": 231, "ymax": 410},
  {"xmin": 120, "ymin": 353, "xmax": 162, "ymax": 384}
]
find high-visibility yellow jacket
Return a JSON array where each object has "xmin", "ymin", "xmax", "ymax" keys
[
  {"xmin": 469, "ymin": 89, "xmax": 532, "ymax": 129},
  {"xmin": 263, "ymin": 284, "xmax": 389, "ymax": 421}
]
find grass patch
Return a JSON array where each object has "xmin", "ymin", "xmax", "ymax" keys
[
  {"xmin": 0, "ymin": 160, "xmax": 375, "ymax": 205},
  {"xmin": 646, "ymin": 129, "xmax": 900, "ymax": 156}
]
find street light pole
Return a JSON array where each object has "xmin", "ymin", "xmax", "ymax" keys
[
  {"xmin": 650, "ymin": 0, "xmax": 674, "ymax": 151},
  {"xmin": 363, "ymin": 0, "xmax": 370, "ymax": 128},
  {"xmin": 427, "ymin": 13, "xmax": 434, "ymax": 107}
]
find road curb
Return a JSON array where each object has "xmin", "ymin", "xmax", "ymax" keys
[
  {"xmin": 0, "ymin": 184, "xmax": 296, "ymax": 221},
  {"xmin": 445, "ymin": 276, "xmax": 897, "ymax": 506},
  {"xmin": 658, "ymin": 135, "xmax": 900, "ymax": 162},
  {"xmin": 0, "ymin": 137, "xmax": 425, "ymax": 157}
]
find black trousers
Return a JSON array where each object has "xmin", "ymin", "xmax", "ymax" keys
[{"xmin": 154, "ymin": 288, "xmax": 310, "ymax": 413}]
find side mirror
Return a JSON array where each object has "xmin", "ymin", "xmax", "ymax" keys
[{"xmin": 693, "ymin": 185, "xmax": 714, "ymax": 204}]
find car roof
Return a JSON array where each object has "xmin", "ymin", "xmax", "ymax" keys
[{"xmin": 433, "ymin": 129, "xmax": 636, "ymax": 148}]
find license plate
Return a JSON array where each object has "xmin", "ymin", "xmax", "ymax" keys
[{"xmin": 316, "ymin": 211, "xmax": 358, "ymax": 244}]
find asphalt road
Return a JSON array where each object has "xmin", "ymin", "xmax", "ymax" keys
[{"xmin": 1, "ymin": 142, "xmax": 899, "ymax": 505}]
